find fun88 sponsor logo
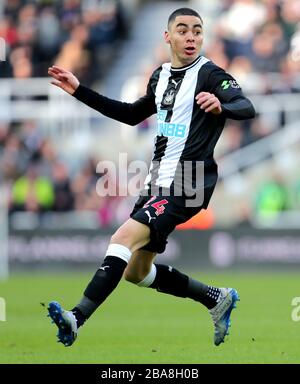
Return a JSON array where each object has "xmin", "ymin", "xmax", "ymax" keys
[
  {"xmin": 158, "ymin": 122, "xmax": 187, "ymax": 138},
  {"xmin": 157, "ymin": 110, "xmax": 187, "ymax": 138}
]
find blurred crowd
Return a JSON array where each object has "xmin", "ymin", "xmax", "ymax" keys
[
  {"xmin": 0, "ymin": 0, "xmax": 128, "ymax": 83},
  {"xmin": 210, "ymin": 0, "xmax": 300, "ymax": 80},
  {"xmin": 209, "ymin": 0, "xmax": 300, "ymax": 155},
  {"xmin": 0, "ymin": 0, "xmax": 131, "ymax": 227},
  {"xmin": 0, "ymin": 119, "xmax": 130, "ymax": 226},
  {"xmin": 1, "ymin": 0, "xmax": 300, "ymax": 227}
]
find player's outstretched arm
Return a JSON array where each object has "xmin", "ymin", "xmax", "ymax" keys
[
  {"xmin": 48, "ymin": 65, "xmax": 157, "ymax": 125},
  {"xmin": 48, "ymin": 66, "xmax": 79, "ymax": 95}
]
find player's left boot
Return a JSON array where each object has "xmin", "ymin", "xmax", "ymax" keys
[
  {"xmin": 209, "ymin": 287, "xmax": 239, "ymax": 346},
  {"xmin": 47, "ymin": 301, "xmax": 78, "ymax": 347}
]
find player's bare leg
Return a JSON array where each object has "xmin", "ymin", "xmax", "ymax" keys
[{"xmin": 124, "ymin": 249, "xmax": 156, "ymax": 284}]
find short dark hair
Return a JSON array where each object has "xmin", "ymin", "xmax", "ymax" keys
[{"xmin": 168, "ymin": 8, "xmax": 203, "ymax": 29}]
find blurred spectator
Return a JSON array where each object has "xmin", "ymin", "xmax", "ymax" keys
[
  {"xmin": 254, "ymin": 176, "xmax": 290, "ymax": 219},
  {"xmin": 36, "ymin": 7, "xmax": 61, "ymax": 64},
  {"xmin": 250, "ymin": 22, "xmax": 288, "ymax": 73},
  {"xmin": 1, "ymin": 131, "xmax": 29, "ymax": 180},
  {"xmin": 0, "ymin": 0, "xmax": 128, "ymax": 81},
  {"xmin": 55, "ymin": 22, "xmax": 91, "ymax": 82},
  {"xmin": 204, "ymin": 39, "xmax": 229, "ymax": 70},
  {"xmin": 71, "ymin": 157, "xmax": 99, "ymax": 210},
  {"xmin": 227, "ymin": 56, "xmax": 253, "ymax": 85},
  {"xmin": 280, "ymin": 55, "xmax": 300, "ymax": 92},
  {"xmin": 21, "ymin": 120, "xmax": 43, "ymax": 158},
  {"xmin": 51, "ymin": 161, "xmax": 74, "ymax": 211},
  {"xmin": 0, "ymin": 15, "xmax": 18, "ymax": 46},
  {"xmin": 216, "ymin": 0, "xmax": 267, "ymax": 60},
  {"xmin": 4, "ymin": 0, "xmax": 22, "ymax": 22},
  {"xmin": 281, "ymin": 0, "xmax": 300, "ymax": 39},
  {"xmin": 9, "ymin": 161, "xmax": 54, "ymax": 213}
]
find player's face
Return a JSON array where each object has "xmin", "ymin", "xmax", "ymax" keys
[{"xmin": 165, "ymin": 15, "xmax": 203, "ymax": 67}]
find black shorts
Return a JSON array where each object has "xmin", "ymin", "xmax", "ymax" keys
[
  {"xmin": 130, "ymin": 159, "xmax": 218, "ymax": 253},
  {"xmin": 130, "ymin": 187, "xmax": 215, "ymax": 254}
]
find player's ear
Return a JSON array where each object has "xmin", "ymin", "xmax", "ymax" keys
[
  {"xmin": 164, "ymin": 30, "xmax": 171, "ymax": 44},
  {"xmin": 165, "ymin": 31, "xmax": 171, "ymax": 44}
]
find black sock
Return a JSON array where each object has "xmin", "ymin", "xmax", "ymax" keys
[
  {"xmin": 71, "ymin": 307, "xmax": 87, "ymax": 328},
  {"xmin": 150, "ymin": 264, "xmax": 189, "ymax": 297},
  {"xmin": 149, "ymin": 264, "xmax": 220, "ymax": 309},
  {"xmin": 72, "ymin": 256, "xmax": 127, "ymax": 326},
  {"xmin": 188, "ymin": 279, "xmax": 220, "ymax": 309}
]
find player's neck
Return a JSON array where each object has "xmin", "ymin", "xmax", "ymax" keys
[{"xmin": 171, "ymin": 55, "xmax": 201, "ymax": 69}]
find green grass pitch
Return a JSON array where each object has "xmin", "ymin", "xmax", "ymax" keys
[{"xmin": 0, "ymin": 271, "xmax": 299, "ymax": 364}]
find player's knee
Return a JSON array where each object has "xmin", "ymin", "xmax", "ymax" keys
[{"xmin": 123, "ymin": 267, "xmax": 143, "ymax": 284}]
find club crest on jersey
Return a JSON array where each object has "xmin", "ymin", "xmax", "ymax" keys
[{"xmin": 163, "ymin": 89, "xmax": 176, "ymax": 105}]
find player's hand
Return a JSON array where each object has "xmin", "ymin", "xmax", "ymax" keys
[
  {"xmin": 48, "ymin": 66, "xmax": 80, "ymax": 95},
  {"xmin": 195, "ymin": 92, "xmax": 222, "ymax": 115}
]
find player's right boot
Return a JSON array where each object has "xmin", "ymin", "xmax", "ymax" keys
[
  {"xmin": 47, "ymin": 301, "xmax": 78, "ymax": 347},
  {"xmin": 209, "ymin": 288, "xmax": 239, "ymax": 346}
]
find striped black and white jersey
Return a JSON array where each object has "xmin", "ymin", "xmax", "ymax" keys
[{"xmin": 74, "ymin": 56, "xmax": 255, "ymax": 200}]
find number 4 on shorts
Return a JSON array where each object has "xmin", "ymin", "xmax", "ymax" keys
[{"xmin": 151, "ymin": 199, "xmax": 168, "ymax": 216}]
